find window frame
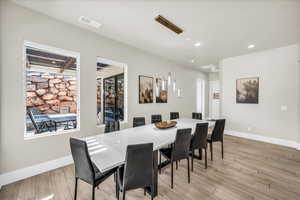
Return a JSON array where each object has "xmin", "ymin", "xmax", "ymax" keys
[
  {"xmin": 23, "ymin": 40, "xmax": 81, "ymax": 139},
  {"xmin": 96, "ymin": 57, "xmax": 128, "ymax": 127}
]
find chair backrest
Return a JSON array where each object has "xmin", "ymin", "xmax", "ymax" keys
[
  {"xmin": 170, "ymin": 112, "xmax": 179, "ymax": 120},
  {"xmin": 211, "ymin": 119, "xmax": 226, "ymax": 141},
  {"xmin": 133, "ymin": 117, "xmax": 145, "ymax": 127},
  {"xmin": 123, "ymin": 143, "xmax": 153, "ymax": 190},
  {"xmin": 27, "ymin": 108, "xmax": 40, "ymax": 133},
  {"xmin": 104, "ymin": 120, "xmax": 120, "ymax": 133},
  {"xmin": 151, "ymin": 114, "xmax": 162, "ymax": 123},
  {"xmin": 70, "ymin": 138, "xmax": 95, "ymax": 184},
  {"xmin": 190, "ymin": 123, "xmax": 208, "ymax": 150},
  {"xmin": 172, "ymin": 128, "xmax": 192, "ymax": 161},
  {"xmin": 192, "ymin": 112, "xmax": 202, "ymax": 120}
]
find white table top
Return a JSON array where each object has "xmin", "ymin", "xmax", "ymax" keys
[{"xmin": 82, "ymin": 118, "xmax": 214, "ymax": 173}]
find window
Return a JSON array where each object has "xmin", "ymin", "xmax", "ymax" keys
[
  {"xmin": 96, "ymin": 58, "xmax": 127, "ymax": 126},
  {"xmin": 24, "ymin": 41, "xmax": 80, "ymax": 138}
]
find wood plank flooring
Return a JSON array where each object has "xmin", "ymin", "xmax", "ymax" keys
[{"xmin": 1, "ymin": 135, "xmax": 300, "ymax": 200}]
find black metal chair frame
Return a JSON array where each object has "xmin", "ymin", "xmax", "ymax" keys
[
  {"xmin": 27, "ymin": 109, "xmax": 54, "ymax": 134},
  {"xmin": 133, "ymin": 117, "xmax": 146, "ymax": 127},
  {"xmin": 116, "ymin": 143, "xmax": 154, "ymax": 200},
  {"xmin": 159, "ymin": 128, "xmax": 191, "ymax": 189},
  {"xmin": 192, "ymin": 112, "xmax": 202, "ymax": 120},
  {"xmin": 170, "ymin": 112, "xmax": 179, "ymax": 120},
  {"xmin": 70, "ymin": 138, "xmax": 118, "ymax": 200},
  {"xmin": 151, "ymin": 114, "xmax": 162, "ymax": 124},
  {"xmin": 207, "ymin": 119, "xmax": 226, "ymax": 161},
  {"xmin": 190, "ymin": 123, "xmax": 208, "ymax": 170}
]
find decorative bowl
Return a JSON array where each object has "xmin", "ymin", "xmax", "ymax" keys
[{"xmin": 154, "ymin": 121, "xmax": 177, "ymax": 129}]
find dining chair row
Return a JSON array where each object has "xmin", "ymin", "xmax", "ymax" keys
[
  {"xmin": 133, "ymin": 112, "xmax": 203, "ymax": 127},
  {"xmin": 70, "ymin": 117, "xmax": 224, "ymax": 200},
  {"xmin": 159, "ymin": 119, "xmax": 225, "ymax": 189}
]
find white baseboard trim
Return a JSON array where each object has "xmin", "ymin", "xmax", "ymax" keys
[
  {"xmin": 297, "ymin": 143, "xmax": 300, "ymax": 150},
  {"xmin": 0, "ymin": 155, "xmax": 73, "ymax": 189},
  {"xmin": 225, "ymin": 129, "xmax": 299, "ymax": 149}
]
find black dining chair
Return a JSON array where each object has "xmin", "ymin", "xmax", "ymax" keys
[
  {"xmin": 151, "ymin": 114, "xmax": 162, "ymax": 124},
  {"xmin": 104, "ymin": 120, "xmax": 120, "ymax": 133},
  {"xmin": 117, "ymin": 143, "xmax": 154, "ymax": 200},
  {"xmin": 207, "ymin": 119, "xmax": 226, "ymax": 161},
  {"xmin": 170, "ymin": 112, "xmax": 179, "ymax": 120},
  {"xmin": 159, "ymin": 128, "xmax": 192, "ymax": 189},
  {"xmin": 190, "ymin": 123, "xmax": 208, "ymax": 170},
  {"xmin": 70, "ymin": 138, "xmax": 118, "ymax": 200},
  {"xmin": 133, "ymin": 117, "xmax": 146, "ymax": 127},
  {"xmin": 192, "ymin": 112, "xmax": 202, "ymax": 120}
]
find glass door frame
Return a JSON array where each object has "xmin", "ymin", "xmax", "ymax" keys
[{"xmin": 96, "ymin": 57, "xmax": 128, "ymax": 127}]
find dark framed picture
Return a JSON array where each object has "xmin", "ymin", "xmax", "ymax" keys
[
  {"xmin": 155, "ymin": 78, "xmax": 168, "ymax": 103},
  {"xmin": 236, "ymin": 77, "xmax": 259, "ymax": 104},
  {"xmin": 139, "ymin": 75, "xmax": 153, "ymax": 104}
]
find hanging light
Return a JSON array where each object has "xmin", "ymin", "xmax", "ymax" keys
[
  {"xmin": 155, "ymin": 85, "xmax": 159, "ymax": 97},
  {"xmin": 177, "ymin": 88, "xmax": 181, "ymax": 97},
  {"xmin": 167, "ymin": 72, "xmax": 172, "ymax": 86},
  {"xmin": 172, "ymin": 80, "xmax": 176, "ymax": 93},
  {"xmin": 162, "ymin": 78, "xmax": 166, "ymax": 91}
]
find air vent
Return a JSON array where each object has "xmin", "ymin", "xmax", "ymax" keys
[
  {"xmin": 79, "ymin": 16, "xmax": 101, "ymax": 29},
  {"xmin": 155, "ymin": 15, "xmax": 183, "ymax": 34}
]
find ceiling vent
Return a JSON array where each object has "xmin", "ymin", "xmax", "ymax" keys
[
  {"xmin": 155, "ymin": 15, "xmax": 183, "ymax": 34},
  {"xmin": 79, "ymin": 16, "xmax": 101, "ymax": 29}
]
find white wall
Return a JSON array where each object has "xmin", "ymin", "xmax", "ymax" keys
[
  {"xmin": 221, "ymin": 45, "xmax": 299, "ymax": 143},
  {"xmin": 0, "ymin": 0, "xmax": 208, "ymax": 174}
]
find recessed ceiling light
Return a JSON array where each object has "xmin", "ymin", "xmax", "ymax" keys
[
  {"xmin": 79, "ymin": 16, "xmax": 102, "ymax": 29},
  {"xmin": 194, "ymin": 42, "xmax": 201, "ymax": 47},
  {"xmin": 248, "ymin": 44, "xmax": 255, "ymax": 49}
]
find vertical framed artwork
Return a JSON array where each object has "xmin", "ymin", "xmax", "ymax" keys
[
  {"xmin": 139, "ymin": 75, "xmax": 153, "ymax": 104},
  {"xmin": 155, "ymin": 78, "xmax": 168, "ymax": 103}
]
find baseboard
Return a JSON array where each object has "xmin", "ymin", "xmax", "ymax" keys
[
  {"xmin": 225, "ymin": 129, "xmax": 299, "ymax": 149},
  {"xmin": 0, "ymin": 155, "xmax": 73, "ymax": 189}
]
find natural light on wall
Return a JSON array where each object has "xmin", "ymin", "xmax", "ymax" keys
[
  {"xmin": 24, "ymin": 41, "xmax": 80, "ymax": 139},
  {"xmin": 196, "ymin": 79, "xmax": 205, "ymax": 118}
]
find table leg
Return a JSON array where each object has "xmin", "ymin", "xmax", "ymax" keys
[{"xmin": 147, "ymin": 150, "xmax": 158, "ymax": 197}]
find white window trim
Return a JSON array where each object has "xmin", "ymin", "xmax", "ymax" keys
[
  {"xmin": 23, "ymin": 40, "xmax": 80, "ymax": 139},
  {"xmin": 96, "ymin": 57, "xmax": 128, "ymax": 127}
]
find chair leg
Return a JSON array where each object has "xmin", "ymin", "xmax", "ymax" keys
[
  {"xmin": 199, "ymin": 148, "xmax": 202, "ymax": 160},
  {"xmin": 159, "ymin": 152, "xmax": 161, "ymax": 174},
  {"xmin": 151, "ymin": 185, "xmax": 154, "ymax": 200},
  {"xmin": 117, "ymin": 186, "xmax": 120, "ymax": 200},
  {"xmin": 210, "ymin": 142, "xmax": 213, "ymax": 161},
  {"xmin": 221, "ymin": 141, "xmax": 224, "ymax": 159},
  {"xmin": 92, "ymin": 186, "xmax": 95, "ymax": 200},
  {"xmin": 187, "ymin": 157, "xmax": 190, "ymax": 183},
  {"xmin": 74, "ymin": 178, "xmax": 78, "ymax": 200},
  {"xmin": 191, "ymin": 151, "xmax": 194, "ymax": 172},
  {"xmin": 176, "ymin": 161, "xmax": 178, "ymax": 170},
  {"xmin": 171, "ymin": 161, "xmax": 174, "ymax": 189},
  {"xmin": 205, "ymin": 147, "xmax": 208, "ymax": 169},
  {"xmin": 144, "ymin": 188, "xmax": 146, "ymax": 196},
  {"xmin": 122, "ymin": 191, "xmax": 126, "ymax": 200}
]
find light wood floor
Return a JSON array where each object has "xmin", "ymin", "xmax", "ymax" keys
[{"xmin": 1, "ymin": 135, "xmax": 300, "ymax": 200}]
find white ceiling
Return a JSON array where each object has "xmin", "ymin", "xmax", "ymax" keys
[{"xmin": 13, "ymin": 0, "xmax": 300, "ymax": 71}]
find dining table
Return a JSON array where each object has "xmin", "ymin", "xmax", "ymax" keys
[{"xmin": 82, "ymin": 118, "xmax": 215, "ymax": 197}]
